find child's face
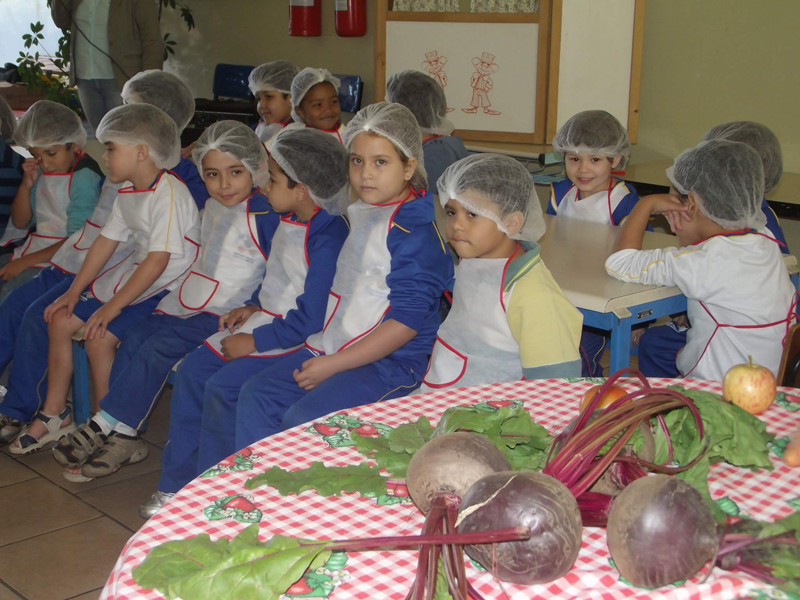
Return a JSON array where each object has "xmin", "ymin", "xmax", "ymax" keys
[
  {"xmin": 256, "ymin": 90, "xmax": 292, "ymax": 125},
  {"xmin": 202, "ymin": 149, "xmax": 254, "ymax": 207},
  {"xmin": 564, "ymin": 152, "xmax": 621, "ymax": 197},
  {"xmin": 265, "ymin": 156, "xmax": 300, "ymax": 213},
  {"xmin": 103, "ymin": 142, "xmax": 140, "ymax": 183},
  {"xmin": 29, "ymin": 144, "xmax": 77, "ymax": 174},
  {"xmin": 349, "ymin": 132, "xmax": 415, "ymax": 205},
  {"xmin": 297, "ymin": 82, "xmax": 340, "ymax": 130},
  {"xmin": 444, "ymin": 195, "xmax": 519, "ymax": 259}
]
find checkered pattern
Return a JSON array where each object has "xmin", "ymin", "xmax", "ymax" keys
[{"xmin": 100, "ymin": 379, "xmax": 800, "ymax": 600}]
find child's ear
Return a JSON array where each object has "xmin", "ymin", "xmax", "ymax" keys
[
  {"xmin": 295, "ymin": 182, "xmax": 310, "ymax": 202},
  {"xmin": 404, "ymin": 156, "xmax": 418, "ymax": 182},
  {"xmin": 136, "ymin": 144, "xmax": 150, "ymax": 163},
  {"xmin": 686, "ymin": 192, "xmax": 699, "ymax": 217},
  {"xmin": 503, "ymin": 211, "xmax": 525, "ymax": 238},
  {"xmin": 611, "ymin": 154, "xmax": 622, "ymax": 169}
]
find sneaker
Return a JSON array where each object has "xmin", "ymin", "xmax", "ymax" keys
[
  {"xmin": 139, "ymin": 491, "xmax": 175, "ymax": 519},
  {"xmin": 80, "ymin": 432, "xmax": 148, "ymax": 479},
  {"xmin": 0, "ymin": 412, "xmax": 22, "ymax": 445}
]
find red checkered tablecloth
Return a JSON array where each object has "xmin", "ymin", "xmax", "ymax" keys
[{"xmin": 100, "ymin": 378, "xmax": 800, "ymax": 600}]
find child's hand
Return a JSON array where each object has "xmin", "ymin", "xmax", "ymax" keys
[
  {"xmin": 293, "ymin": 355, "xmax": 342, "ymax": 391},
  {"xmin": 21, "ymin": 159, "xmax": 39, "ymax": 188},
  {"xmin": 219, "ymin": 306, "xmax": 259, "ymax": 333},
  {"xmin": 84, "ymin": 304, "xmax": 121, "ymax": 340},
  {"xmin": 44, "ymin": 291, "xmax": 81, "ymax": 321},
  {"xmin": 220, "ymin": 333, "xmax": 256, "ymax": 360},
  {"xmin": 0, "ymin": 258, "xmax": 29, "ymax": 282}
]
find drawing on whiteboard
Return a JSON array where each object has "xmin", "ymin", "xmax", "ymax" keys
[
  {"xmin": 462, "ymin": 52, "xmax": 500, "ymax": 115},
  {"xmin": 421, "ymin": 50, "xmax": 455, "ymax": 113}
]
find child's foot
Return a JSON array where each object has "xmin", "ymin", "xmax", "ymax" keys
[
  {"xmin": 483, "ymin": 108, "xmax": 501, "ymax": 115},
  {"xmin": 53, "ymin": 420, "xmax": 108, "ymax": 467},
  {"xmin": 9, "ymin": 408, "xmax": 76, "ymax": 455},
  {"xmin": 139, "ymin": 490, "xmax": 175, "ymax": 519},
  {"xmin": 81, "ymin": 432, "xmax": 149, "ymax": 479},
  {"xmin": 461, "ymin": 107, "xmax": 478, "ymax": 114},
  {"xmin": 0, "ymin": 413, "xmax": 23, "ymax": 444}
]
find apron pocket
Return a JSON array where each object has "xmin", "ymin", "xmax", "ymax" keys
[
  {"xmin": 422, "ymin": 337, "xmax": 468, "ymax": 389},
  {"xmin": 178, "ymin": 271, "xmax": 220, "ymax": 311}
]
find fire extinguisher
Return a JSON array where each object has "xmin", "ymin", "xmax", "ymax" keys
[
  {"xmin": 335, "ymin": 0, "xmax": 367, "ymax": 37},
  {"xmin": 289, "ymin": 0, "xmax": 321, "ymax": 37}
]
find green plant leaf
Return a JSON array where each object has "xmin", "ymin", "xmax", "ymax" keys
[
  {"xmin": 132, "ymin": 533, "xmax": 231, "ymax": 592},
  {"xmin": 352, "ymin": 432, "xmax": 412, "ymax": 478},
  {"xmin": 246, "ymin": 462, "xmax": 387, "ymax": 498},
  {"xmin": 386, "ymin": 417, "xmax": 434, "ymax": 455}
]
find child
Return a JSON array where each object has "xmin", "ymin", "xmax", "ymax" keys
[
  {"xmin": 548, "ymin": 109, "xmax": 642, "ymax": 376},
  {"xmin": 52, "ymin": 120, "xmax": 276, "ymax": 479},
  {"xmin": 420, "ymin": 154, "xmax": 582, "ymax": 391},
  {"xmin": 605, "ymin": 139, "xmax": 796, "ymax": 381},
  {"xmin": 249, "ymin": 60, "xmax": 299, "ymax": 142},
  {"xmin": 0, "ymin": 71, "xmax": 204, "ymax": 443},
  {"xmin": 139, "ymin": 126, "xmax": 351, "ymax": 516},
  {"xmin": 702, "ymin": 121, "xmax": 788, "ymax": 253},
  {"xmin": 288, "ymin": 68, "xmax": 344, "ymax": 141},
  {"xmin": 9, "ymin": 103, "xmax": 200, "ymax": 454},
  {"xmin": 385, "ymin": 70, "xmax": 469, "ymax": 194},
  {"xmin": 0, "ymin": 95, "xmax": 24, "ymax": 242},
  {"xmin": 232, "ymin": 102, "xmax": 453, "ymax": 453},
  {"xmin": 0, "ymin": 101, "xmax": 101, "ymax": 301}
]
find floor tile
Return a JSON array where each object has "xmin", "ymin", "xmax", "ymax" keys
[
  {"xmin": 17, "ymin": 442, "xmax": 162, "ymax": 494},
  {"xmin": 0, "ymin": 518, "xmax": 131, "ymax": 600},
  {"xmin": 67, "ymin": 590, "xmax": 102, "ymax": 600},
  {"xmin": 0, "ymin": 583, "xmax": 23, "ymax": 600},
  {"xmin": 0, "ymin": 478, "xmax": 100, "ymax": 546},
  {"xmin": 78, "ymin": 471, "xmax": 161, "ymax": 532},
  {"xmin": 140, "ymin": 387, "xmax": 171, "ymax": 445},
  {"xmin": 0, "ymin": 452, "xmax": 37, "ymax": 488}
]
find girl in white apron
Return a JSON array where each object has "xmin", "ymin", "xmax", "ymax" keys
[
  {"xmin": 10, "ymin": 104, "xmax": 199, "ymax": 455},
  {"xmin": 289, "ymin": 68, "xmax": 345, "ymax": 142},
  {"xmin": 232, "ymin": 102, "xmax": 453, "ymax": 454},
  {"xmin": 249, "ymin": 60, "xmax": 298, "ymax": 143},
  {"xmin": 420, "ymin": 154, "xmax": 582, "ymax": 393}
]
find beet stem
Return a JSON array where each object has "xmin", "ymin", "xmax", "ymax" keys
[
  {"xmin": 735, "ymin": 563, "xmax": 784, "ymax": 585},
  {"xmin": 716, "ymin": 530, "xmax": 799, "ymax": 557},
  {"xmin": 325, "ymin": 527, "xmax": 531, "ymax": 552}
]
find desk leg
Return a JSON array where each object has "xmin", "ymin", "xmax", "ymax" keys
[{"xmin": 608, "ymin": 319, "xmax": 633, "ymax": 374}]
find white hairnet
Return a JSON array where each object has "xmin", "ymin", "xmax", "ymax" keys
[
  {"xmin": 438, "ymin": 153, "xmax": 544, "ymax": 242},
  {"xmin": 97, "ymin": 104, "xmax": 180, "ymax": 170},
  {"xmin": 290, "ymin": 67, "xmax": 341, "ymax": 124},
  {"xmin": 702, "ymin": 121, "xmax": 783, "ymax": 194},
  {"xmin": 386, "ymin": 70, "xmax": 455, "ymax": 136},
  {"xmin": 553, "ymin": 110, "xmax": 630, "ymax": 169},
  {"xmin": 121, "ymin": 69, "xmax": 195, "ymax": 132},
  {"xmin": 249, "ymin": 60, "xmax": 299, "ymax": 95},
  {"xmin": 14, "ymin": 100, "xmax": 86, "ymax": 149},
  {"xmin": 666, "ymin": 139, "xmax": 766, "ymax": 230},
  {"xmin": 267, "ymin": 127, "xmax": 350, "ymax": 214},
  {"xmin": 192, "ymin": 120, "xmax": 269, "ymax": 187},
  {"xmin": 0, "ymin": 96, "xmax": 15, "ymax": 141},
  {"xmin": 343, "ymin": 102, "xmax": 427, "ymax": 190}
]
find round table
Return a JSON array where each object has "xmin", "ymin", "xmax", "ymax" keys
[{"xmin": 100, "ymin": 378, "xmax": 800, "ymax": 600}]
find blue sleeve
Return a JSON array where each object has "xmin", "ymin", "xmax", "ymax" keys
[
  {"xmin": 66, "ymin": 169, "xmax": 102, "ymax": 235},
  {"xmin": 172, "ymin": 158, "xmax": 209, "ymax": 210},
  {"xmin": 252, "ymin": 216, "xmax": 349, "ymax": 352},
  {"xmin": 385, "ymin": 221, "xmax": 453, "ymax": 332},
  {"xmin": 763, "ymin": 199, "xmax": 789, "ymax": 254}
]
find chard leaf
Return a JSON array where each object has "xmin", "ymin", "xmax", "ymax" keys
[
  {"xmin": 352, "ymin": 432, "xmax": 412, "ymax": 478},
  {"xmin": 386, "ymin": 417, "xmax": 435, "ymax": 454},
  {"xmin": 132, "ymin": 533, "xmax": 231, "ymax": 592},
  {"xmin": 758, "ymin": 512, "xmax": 800, "ymax": 542},
  {"xmin": 245, "ymin": 462, "xmax": 387, "ymax": 498},
  {"xmin": 229, "ymin": 524, "xmax": 262, "ymax": 554},
  {"xmin": 675, "ymin": 455, "xmax": 726, "ymax": 523}
]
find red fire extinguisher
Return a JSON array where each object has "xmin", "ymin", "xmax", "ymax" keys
[
  {"xmin": 335, "ymin": 0, "xmax": 367, "ymax": 37},
  {"xmin": 289, "ymin": 0, "xmax": 321, "ymax": 37}
]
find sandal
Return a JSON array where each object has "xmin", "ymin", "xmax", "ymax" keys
[
  {"xmin": 0, "ymin": 412, "xmax": 23, "ymax": 445},
  {"xmin": 53, "ymin": 420, "xmax": 107, "ymax": 467},
  {"xmin": 80, "ymin": 432, "xmax": 149, "ymax": 479},
  {"xmin": 9, "ymin": 407, "xmax": 77, "ymax": 455}
]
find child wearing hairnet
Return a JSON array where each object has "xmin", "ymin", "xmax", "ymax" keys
[
  {"xmin": 8, "ymin": 104, "xmax": 200, "ymax": 455},
  {"xmin": 287, "ymin": 67, "xmax": 344, "ymax": 142},
  {"xmin": 420, "ymin": 154, "xmax": 582, "ymax": 392},
  {"xmin": 0, "ymin": 96, "xmax": 24, "ymax": 242},
  {"xmin": 138, "ymin": 126, "xmax": 350, "ymax": 517},
  {"xmin": 548, "ymin": 109, "xmax": 643, "ymax": 377},
  {"xmin": 606, "ymin": 139, "xmax": 796, "ymax": 382},
  {"xmin": 232, "ymin": 102, "xmax": 453, "ymax": 452},
  {"xmin": 0, "ymin": 101, "xmax": 102, "ymax": 301},
  {"xmin": 50, "ymin": 121, "xmax": 279, "ymax": 481},
  {"xmin": 0, "ymin": 71, "xmax": 206, "ymax": 445},
  {"xmin": 249, "ymin": 60, "xmax": 299, "ymax": 142},
  {"xmin": 702, "ymin": 121, "xmax": 788, "ymax": 254}
]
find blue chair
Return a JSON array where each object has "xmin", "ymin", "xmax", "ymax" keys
[
  {"xmin": 212, "ymin": 63, "xmax": 255, "ymax": 101},
  {"xmin": 334, "ymin": 74, "xmax": 363, "ymax": 113}
]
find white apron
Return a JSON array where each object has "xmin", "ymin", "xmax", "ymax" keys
[
  {"xmin": 0, "ymin": 222, "xmax": 30, "ymax": 247},
  {"xmin": 156, "ymin": 197, "xmax": 266, "ymax": 317},
  {"xmin": 556, "ymin": 179, "xmax": 629, "ymax": 225},
  {"xmin": 50, "ymin": 180, "xmax": 133, "ymax": 275},
  {"xmin": 306, "ymin": 199, "xmax": 401, "ymax": 355},
  {"xmin": 421, "ymin": 256, "xmax": 522, "ymax": 391},
  {"xmin": 205, "ymin": 214, "xmax": 310, "ymax": 358}
]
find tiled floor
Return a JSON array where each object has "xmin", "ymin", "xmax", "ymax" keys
[{"xmin": 0, "ymin": 389, "xmax": 172, "ymax": 600}]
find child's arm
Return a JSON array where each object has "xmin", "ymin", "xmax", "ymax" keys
[
  {"xmin": 612, "ymin": 194, "xmax": 687, "ymax": 252},
  {"xmin": 0, "ymin": 240, "xmax": 67, "ymax": 281},
  {"xmin": 83, "ymin": 250, "xmax": 170, "ymax": 339},
  {"xmin": 10, "ymin": 159, "xmax": 37, "ymax": 229}
]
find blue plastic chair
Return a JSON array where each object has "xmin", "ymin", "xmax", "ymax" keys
[
  {"xmin": 212, "ymin": 64, "xmax": 255, "ymax": 100},
  {"xmin": 333, "ymin": 74, "xmax": 363, "ymax": 113}
]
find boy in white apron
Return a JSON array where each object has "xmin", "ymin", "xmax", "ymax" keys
[
  {"xmin": 51, "ymin": 121, "xmax": 276, "ymax": 481},
  {"xmin": 605, "ymin": 140, "xmax": 796, "ymax": 382},
  {"xmin": 232, "ymin": 102, "xmax": 453, "ymax": 455},
  {"xmin": 547, "ymin": 109, "xmax": 643, "ymax": 376},
  {"xmin": 9, "ymin": 104, "xmax": 199, "ymax": 454},
  {"xmin": 0, "ymin": 71, "xmax": 204, "ymax": 444},
  {"xmin": 139, "ymin": 126, "xmax": 351, "ymax": 518},
  {"xmin": 0, "ymin": 101, "xmax": 102, "ymax": 302},
  {"xmin": 249, "ymin": 60, "xmax": 298, "ymax": 143},
  {"xmin": 286, "ymin": 67, "xmax": 345, "ymax": 143},
  {"xmin": 420, "ymin": 154, "xmax": 582, "ymax": 393}
]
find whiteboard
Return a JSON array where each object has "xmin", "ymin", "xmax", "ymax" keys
[{"xmin": 386, "ymin": 21, "xmax": 539, "ymax": 134}]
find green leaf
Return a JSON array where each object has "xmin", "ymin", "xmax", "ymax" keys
[
  {"xmin": 246, "ymin": 462, "xmax": 387, "ymax": 498},
  {"xmin": 675, "ymin": 455, "xmax": 726, "ymax": 523},
  {"xmin": 132, "ymin": 534, "xmax": 231, "ymax": 592},
  {"xmin": 433, "ymin": 557, "xmax": 454, "ymax": 600},
  {"xmin": 758, "ymin": 512, "xmax": 800, "ymax": 543},
  {"xmin": 229, "ymin": 525, "xmax": 263, "ymax": 554},
  {"xmin": 352, "ymin": 432, "xmax": 412, "ymax": 478},
  {"xmin": 386, "ymin": 417, "xmax": 434, "ymax": 454}
]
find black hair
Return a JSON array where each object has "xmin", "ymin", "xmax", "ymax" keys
[{"xmin": 275, "ymin": 161, "xmax": 298, "ymax": 189}]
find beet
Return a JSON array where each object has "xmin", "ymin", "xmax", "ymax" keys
[
  {"xmin": 406, "ymin": 432, "xmax": 511, "ymax": 514},
  {"xmin": 456, "ymin": 471, "xmax": 582, "ymax": 585},
  {"xmin": 607, "ymin": 475, "xmax": 718, "ymax": 588}
]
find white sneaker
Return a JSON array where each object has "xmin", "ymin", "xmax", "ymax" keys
[
  {"xmin": 138, "ymin": 491, "xmax": 175, "ymax": 519},
  {"xmin": 0, "ymin": 400, "xmax": 23, "ymax": 444}
]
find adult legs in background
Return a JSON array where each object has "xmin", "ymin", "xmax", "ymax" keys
[
  {"xmin": 637, "ymin": 324, "xmax": 687, "ymax": 378},
  {"xmin": 580, "ymin": 329, "xmax": 608, "ymax": 377},
  {"xmin": 76, "ymin": 78, "xmax": 122, "ymax": 134}
]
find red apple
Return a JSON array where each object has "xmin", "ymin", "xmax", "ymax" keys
[{"xmin": 722, "ymin": 356, "xmax": 776, "ymax": 415}]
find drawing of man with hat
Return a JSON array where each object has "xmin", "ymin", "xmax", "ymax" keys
[{"xmin": 463, "ymin": 51, "xmax": 501, "ymax": 115}]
